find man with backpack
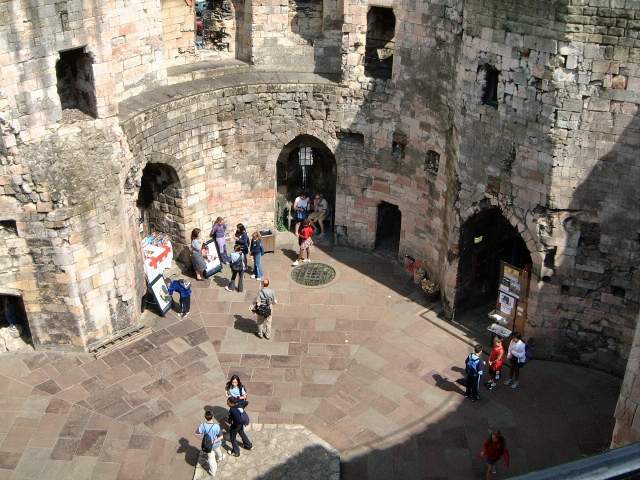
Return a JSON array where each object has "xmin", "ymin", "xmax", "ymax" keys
[
  {"xmin": 227, "ymin": 397, "xmax": 252, "ymax": 457},
  {"xmin": 225, "ymin": 245, "xmax": 245, "ymax": 293},
  {"xmin": 194, "ymin": 411, "xmax": 224, "ymax": 477},
  {"xmin": 465, "ymin": 344, "xmax": 485, "ymax": 402},
  {"xmin": 251, "ymin": 278, "xmax": 277, "ymax": 340}
]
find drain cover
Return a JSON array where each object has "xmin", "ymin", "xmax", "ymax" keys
[{"xmin": 291, "ymin": 262, "xmax": 336, "ymax": 287}]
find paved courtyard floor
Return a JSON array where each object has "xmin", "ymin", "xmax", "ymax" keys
[{"xmin": 0, "ymin": 241, "xmax": 621, "ymax": 479}]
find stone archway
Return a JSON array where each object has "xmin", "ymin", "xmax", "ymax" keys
[
  {"xmin": 454, "ymin": 206, "xmax": 533, "ymax": 317},
  {"xmin": 136, "ymin": 162, "xmax": 186, "ymax": 249},
  {"xmin": 276, "ymin": 134, "xmax": 337, "ymax": 233}
]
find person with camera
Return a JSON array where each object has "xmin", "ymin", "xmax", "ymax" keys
[{"xmin": 250, "ymin": 278, "xmax": 277, "ymax": 339}]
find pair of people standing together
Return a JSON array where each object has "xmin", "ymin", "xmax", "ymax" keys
[{"xmin": 193, "ymin": 375, "xmax": 252, "ymax": 478}]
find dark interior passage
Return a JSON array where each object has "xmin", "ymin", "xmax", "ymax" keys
[
  {"xmin": 55, "ymin": 47, "xmax": 97, "ymax": 118},
  {"xmin": 375, "ymin": 201, "xmax": 401, "ymax": 255},
  {"xmin": 276, "ymin": 135, "xmax": 336, "ymax": 232},
  {"xmin": 365, "ymin": 6, "xmax": 396, "ymax": 79},
  {"xmin": 455, "ymin": 207, "xmax": 532, "ymax": 311},
  {"xmin": 1, "ymin": 295, "xmax": 32, "ymax": 346},
  {"xmin": 136, "ymin": 163, "xmax": 185, "ymax": 246}
]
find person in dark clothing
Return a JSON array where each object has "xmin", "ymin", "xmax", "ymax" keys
[
  {"xmin": 227, "ymin": 397, "xmax": 252, "ymax": 457},
  {"xmin": 225, "ymin": 245, "xmax": 245, "ymax": 293},
  {"xmin": 234, "ymin": 223, "xmax": 249, "ymax": 271},
  {"xmin": 168, "ymin": 279, "xmax": 192, "ymax": 317},
  {"xmin": 465, "ymin": 344, "xmax": 485, "ymax": 401}
]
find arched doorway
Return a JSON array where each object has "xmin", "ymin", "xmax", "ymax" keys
[
  {"xmin": 455, "ymin": 207, "xmax": 532, "ymax": 313},
  {"xmin": 136, "ymin": 163, "xmax": 185, "ymax": 247},
  {"xmin": 276, "ymin": 135, "xmax": 336, "ymax": 233},
  {"xmin": 375, "ymin": 201, "xmax": 401, "ymax": 255}
]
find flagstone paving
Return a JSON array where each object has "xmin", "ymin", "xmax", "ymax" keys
[{"xmin": 0, "ymin": 241, "xmax": 621, "ymax": 479}]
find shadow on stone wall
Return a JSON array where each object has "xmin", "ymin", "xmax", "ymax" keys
[{"xmin": 542, "ymin": 110, "xmax": 640, "ymax": 374}]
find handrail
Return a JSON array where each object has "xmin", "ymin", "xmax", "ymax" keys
[{"xmin": 509, "ymin": 442, "xmax": 640, "ymax": 480}]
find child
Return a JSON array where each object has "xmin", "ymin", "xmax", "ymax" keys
[
  {"xmin": 168, "ymin": 279, "xmax": 192, "ymax": 318},
  {"xmin": 194, "ymin": 410, "xmax": 224, "ymax": 476},
  {"xmin": 480, "ymin": 430, "xmax": 510, "ymax": 479},
  {"xmin": 465, "ymin": 344, "xmax": 484, "ymax": 401},
  {"xmin": 250, "ymin": 231, "xmax": 264, "ymax": 281},
  {"xmin": 292, "ymin": 219, "xmax": 315, "ymax": 266},
  {"xmin": 486, "ymin": 336, "xmax": 504, "ymax": 391}
]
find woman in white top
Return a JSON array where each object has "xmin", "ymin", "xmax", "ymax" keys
[{"xmin": 505, "ymin": 332, "xmax": 527, "ymax": 389}]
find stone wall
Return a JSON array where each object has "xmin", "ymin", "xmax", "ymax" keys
[
  {"xmin": 161, "ymin": 0, "xmax": 196, "ymax": 65},
  {"xmin": 0, "ymin": 0, "xmax": 639, "ymax": 379},
  {"xmin": 0, "ymin": 114, "xmax": 139, "ymax": 349},
  {"xmin": 612, "ymin": 309, "xmax": 640, "ymax": 447},
  {"xmin": 120, "ymin": 80, "xmax": 342, "ymax": 248}
]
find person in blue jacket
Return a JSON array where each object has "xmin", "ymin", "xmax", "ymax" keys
[{"xmin": 168, "ymin": 279, "xmax": 192, "ymax": 318}]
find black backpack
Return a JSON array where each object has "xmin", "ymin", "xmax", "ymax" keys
[
  {"xmin": 231, "ymin": 254, "xmax": 244, "ymax": 272},
  {"xmin": 201, "ymin": 423, "xmax": 215, "ymax": 453},
  {"xmin": 255, "ymin": 290, "xmax": 272, "ymax": 317}
]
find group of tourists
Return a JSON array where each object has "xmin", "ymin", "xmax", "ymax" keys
[
  {"xmin": 463, "ymin": 333, "xmax": 528, "ymax": 478},
  {"xmin": 193, "ymin": 375, "xmax": 253, "ymax": 477},
  {"xmin": 190, "ymin": 217, "xmax": 266, "ymax": 292}
]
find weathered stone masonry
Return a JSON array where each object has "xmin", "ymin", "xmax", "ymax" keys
[{"xmin": 1, "ymin": 0, "xmax": 640, "ymax": 446}]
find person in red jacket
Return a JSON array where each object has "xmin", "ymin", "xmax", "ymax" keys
[
  {"xmin": 486, "ymin": 336, "xmax": 505, "ymax": 391},
  {"xmin": 480, "ymin": 430, "xmax": 510, "ymax": 479},
  {"xmin": 292, "ymin": 219, "xmax": 315, "ymax": 266}
]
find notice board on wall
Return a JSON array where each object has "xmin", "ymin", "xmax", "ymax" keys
[{"xmin": 496, "ymin": 261, "xmax": 530, "ymax": 335}]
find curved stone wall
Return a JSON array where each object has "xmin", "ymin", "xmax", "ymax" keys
[{"xmin": 0, "ymin": 0, "xmax": 639, "ymax": 378}]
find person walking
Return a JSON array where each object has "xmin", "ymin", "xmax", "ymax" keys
[
  {"xmin": 234, "ymin": 223, "xmax": 249, "ymax": 270},
  {"xmin": 480, "ymin": 430, "xmax": 510, "ymax": 479},
  {"xmin": 486, "ymin": 336, "xmax": 505, "ymax": 391},
  {"xmin": 250, "ymin": 231, "xmax": 264, "ymax": 281},
  {"xmin": 292, "ymin": 219, "xmax": 315, "ymax": 266},
  {"xmin": 227, "ymin": 397, "xmax": 252, "ymax": 457},
  {"xmin": 465, "ymin": 344, "xmax": 484, "ymax": 401},
  {"xmin": 194, "ymin": 410, "xmax": 224, "ymax": 478},
  {"xmin": 191, "ymin": 229, "xmax": 206, "ymax": 281},
  {"xmin": 225, "ymin": 245, "xmax": 245, "ymax": 293},
  {"xmin": 505, "ymin": 332, "xmax": 527, "ymax": 389},
  {"xmin": 168, "ymin": 279, "xmax": 192, "ymax": 318},
  {"xmin": 251, "ymin": 279, "xmax": 277, "ymax": 339},
  {"xmin": 210, "ymin": 217, "xmax": 228, "ymax": 264}
]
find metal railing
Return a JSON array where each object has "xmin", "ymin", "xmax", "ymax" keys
[{"xmin": 509, "ymin": 442, "xmax": 640, "ymax": 480}]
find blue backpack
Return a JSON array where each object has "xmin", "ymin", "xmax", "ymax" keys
[{"xmin": 465, "ymin": 354, "xmax": 482, "ymax": 375}]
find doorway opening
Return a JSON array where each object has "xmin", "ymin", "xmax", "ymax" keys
[
  {"xmin": 455, "ymin": 207, "xmax": 532, "ymax": 315},
  {"xmin": 0, "ymin": 295, "xmax": 33, "ymax": 353},
  {"xmin": 276, "ymin": 135, "xmax": 336, "ymax": 235},
  {"xmin": 364, "ymin": 6, "xmax": 396, "ymax": 79},
  {"xmin": 136, "ymin": 163, "xmax": 185, "ymax": 247},
  {"xmin": 375, "ymin": 202, "xmax": 401, "ymax": 255},
  {"xmin": 55, "ymin": 47, "xmax": 98, "ymax": 118}
]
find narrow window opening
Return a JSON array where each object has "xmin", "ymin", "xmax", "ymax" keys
[
  {"xmin": 55, "ymin": 47, "xmax": 97, "ymax": 118},
  {"xmin": 425, "ymin": 150, "xmax": 440, "ymax": 175},
  {"xmin": 392, "ymin": 131, "xmax": 407, "ymax": 160},
  {"xmin": 365, "ymin": 7, "xmax": 395, "ymax": 80},
  {"xmin": 611, "ymin": 286, "xmax": 626, "ymax": 298},
  {"xmin": 479, "ymin": 64, "xmax": 499, "ymax": 107}
]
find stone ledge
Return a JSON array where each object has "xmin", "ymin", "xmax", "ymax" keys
[{"xmin": 118, "ymin": 68, "xmax": 342, "ymax": 123}]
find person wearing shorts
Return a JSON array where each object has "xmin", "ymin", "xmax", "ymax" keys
[
  {"xmin": 307, "ymin": 194, "xmax": 328, "ymax": 236},
  {"xmin": 480, "ymin": 430, "xmax": 509, "ymax": 479},
  {"xmin": 292, "ymin": 219, "xmax": 315, "ymax": 266}
]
